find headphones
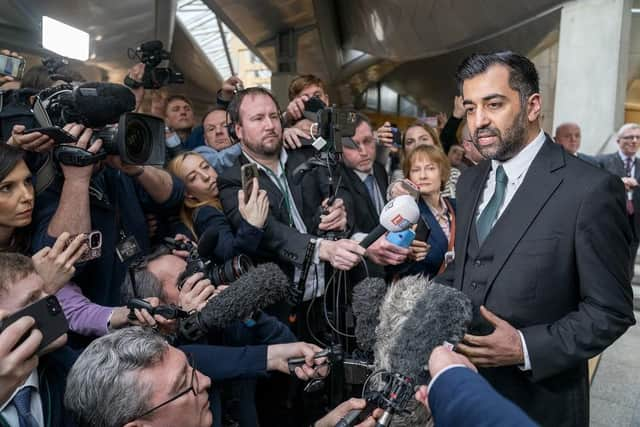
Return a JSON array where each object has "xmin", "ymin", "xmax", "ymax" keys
[{"xmin": 225, "ymin": 87, "xmax": 285, "ymax": 144}]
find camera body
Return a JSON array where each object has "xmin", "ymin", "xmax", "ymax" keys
[
  {"xmin": 303, "ymin": 96, "xmax": 358, "ymax": 154},
  {"xmin": 164, "ymin": 238, "xmax": 254, "ymax": 289},
  {"xmin": 132, "ymin": 41, "xmax": 184, "ymax": 90}
]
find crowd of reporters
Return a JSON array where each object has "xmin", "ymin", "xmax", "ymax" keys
[{"xmin": 0, "ymin": 43, "xmax": 638, "ymax": 427}]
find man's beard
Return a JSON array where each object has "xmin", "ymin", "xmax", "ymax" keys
[
  {"xmin": 245, "ymin": 133, "xmax": 283, "ymax": 157},
  {"xmin": 473, "ymin": 107, "xmax": 527, "ymax": 162}
]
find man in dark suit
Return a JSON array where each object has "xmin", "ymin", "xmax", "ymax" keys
[
  {"xmin": 438, "ymin": 51, "xmax": 635, "ymax": 427},
  {"xmin": 596, "ymin": 123, "xmax": 640, "ymax": 272},
  {"xmin": 0, "ymin": 253, "xmax": 77, "ymax": 427},
  {"xmin": 554, "ymin": 122, "xmax": 598, "ymax": 166}
]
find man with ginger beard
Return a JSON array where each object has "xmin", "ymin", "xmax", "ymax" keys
[{"xmin": 436, "ymin": 51, "xmax": 634, "ymax": 426}]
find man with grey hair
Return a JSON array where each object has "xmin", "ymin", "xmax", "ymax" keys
[
  {"xmin": 597, "ymin": 123, "xmax": 640, "ymax": 271},
  {"xmin": 554, "ymin": 122, "xmax": 597, "ymax": 165}
]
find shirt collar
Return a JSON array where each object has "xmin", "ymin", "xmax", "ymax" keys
[
  {"xmin": 0, "ymin": 370, "xmax": 39, "ymax": 412},
  {"xmin": 242, "ymin": 147, "xmax": 288, "ymax": 177},
  {"xmin": 491, "ymin": 129, "xmax": 546, "ymax": 182},
  {"xmin": 618, "ymin": 150, "xmax": 635, "ymax": 163},
  {"xmin": 353, "ymin": 169, "xmax": 373, "ymax": 182}
]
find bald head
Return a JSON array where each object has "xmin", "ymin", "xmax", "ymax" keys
[{"xmin": 554, "ymin": 122, "xmax": 581, "ymax": 155}]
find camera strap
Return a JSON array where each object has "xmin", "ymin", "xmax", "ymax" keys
[{"xmin": 113, "ymin": 172, "xmax": 142, "ymax": 263}]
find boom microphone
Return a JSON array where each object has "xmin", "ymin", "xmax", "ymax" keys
[
  {"xmin": 360, "ymin": 195, "xmax": 420, "ymax": 248},
  {"xmin": 351, "ymin": 277, "xmax": 388, "ymax": 353},
  {"xmin": 73, "ymin": 82, "xmax": 136, "ymax": 128},
  {"xmin": 374, "ymin": 275, "xmax": 473, "ymax": 425},
  {"xmin": 179, "ymin": 263, "xmax": 289, "ymax": 341}
]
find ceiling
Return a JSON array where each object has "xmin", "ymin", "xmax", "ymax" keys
[{"xmin": 0, "ymin": 0, "xmax": 637, "ymax": 114}]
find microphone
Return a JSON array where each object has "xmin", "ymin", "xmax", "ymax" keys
[
  {"xmin": 196, "ymin": 227, "xmax": 220, "ymax": 260},
  {"xmin": 178, "ymin": 263, "xmax": 289, "ymax": 341},
  {"xmin": 73, "ymin": 82, "xmax": 136, "ymax": 128},
  {"xmin": 351, "ymin": 277, "xmax": 387, "ymax": 353},
  {"xmin": 360, "ymin": 195, "xmax": 420, "ymax": 248}
]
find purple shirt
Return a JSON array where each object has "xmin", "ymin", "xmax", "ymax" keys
[{"xmin": 56, "ymin": 283, "xmax": 113, "ymax": 337}]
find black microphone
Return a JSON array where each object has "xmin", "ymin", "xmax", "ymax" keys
[
  {"xmin": 73, "ymin": 82, "xmax": 136, "ymax": 128},
  {"xmin": 179, "ymin": 263, "xmax": 289, "ymax": 341},
  {"xmin": 197, "ymin": 227, "xmax": 220, "ymax": 260},
  {"xmin": 339, "ymin": 275, "xmax": 473, "ymax": 426},
  {"xmin": 351, "ymin": 277, "xmax": 387, "ymax": 353}
]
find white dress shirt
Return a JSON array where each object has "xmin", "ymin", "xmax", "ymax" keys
[
  {"xmin": 475, "ymin": 129, "xmax": 546, "ymax": 371},
  {"xmin": 0, "ymin": 370, "xmax": 44, "ymax": 427}
]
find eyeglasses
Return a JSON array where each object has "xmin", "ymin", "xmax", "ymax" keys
[
  {"xmin": 621, "ymin": 135, "xmax": 640, "ymax": 141},
  {"xmin": 136, "ymin": 354, "xmax": 200, "ymax": 420}
]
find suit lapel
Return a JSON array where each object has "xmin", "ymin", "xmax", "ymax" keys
[
  {"xmin": 479, "ymin": 139, "xmax": 565, "ymax": 300},
  {"xmin": 344, "ymin": 166, "xmax": 379, "ymax": 219},
  {"xmin": 455, "ymin": 161, "xmax": 491, "ymax": 290}
]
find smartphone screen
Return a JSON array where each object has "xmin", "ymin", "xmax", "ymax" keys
[
  {"xmin": 0, "ymin": 54, "xmax": 25, "ymax": 80},
  {"xmin": 241, "ymin": 164, "xmax": 259, "ymax": 202},
  {"xmin": 0, "ymin": 295, "xmax": 68, "ymax": 356}
]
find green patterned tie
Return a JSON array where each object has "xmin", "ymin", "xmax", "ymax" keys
[{"xmin": 477, "ymin": 165, "xmax": 508, "ymax": 245}]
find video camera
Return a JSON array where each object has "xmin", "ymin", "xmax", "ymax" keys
[
  {"xmin": 164, "ymin": 238, "xmax": 253, "ymax": 289},
  {"xmin": 34, "ymin": 82, "xmax": 166, "ymax": 166},
  {"xmin": 127, "ymin": 40, "xmax": 184, "ymax": 90},
  {"xmin": 302, "ymin": 96, "xmax": 358, "ymax": 154}
]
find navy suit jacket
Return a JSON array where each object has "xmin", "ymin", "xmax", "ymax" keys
[{"xmin": 429, "ymin": 367, "xmax": 538, "ymax": 427}]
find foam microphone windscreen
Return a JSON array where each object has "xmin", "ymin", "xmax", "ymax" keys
[
  {"xmin": 374, "ymin": 275, "xmax": 473, "ymax": 426},
  {"xmin": 180, "ymin": 263, "xmax": 289, "ymax": 341},
  {"xmin": 351, "ymin": 277, "xmax": 388, "ymax": 352},
  {"xmin": 73, "ymin": 82, "xmax": 136, "ymax": 128}
]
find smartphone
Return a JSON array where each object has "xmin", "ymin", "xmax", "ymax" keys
[
  {"xmin": 0, "ymin": 295, "xmax": 68, "ymax": 356},
  {"xmin": 414, "ymin": 217, "xmax": 431, "ymax": 243},
  {"xmin": 65, "ymin": 231, "xmax": 103, "ymax": 264},
  {"xmin": 0, "ymin": 53, "xmax": 25, "ymax": 80},
  {"xmin": 399, "ymin": 180, "xmax": 420, "ymax": 200},
  {"xmin": 390, "ymin": 123, "xmax": 402, "ymax": 148},
  {"xmin": 241, "ymin": 163, "xmax": 259, "ymax": 203},
  {"xmin": 23, "ymin": 126, "xmax": 78, "ymax": 144}
]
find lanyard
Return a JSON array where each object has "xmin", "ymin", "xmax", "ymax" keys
[{"xmin": 263, "ymin": 160, "xmax": 295, "ymax": 227}]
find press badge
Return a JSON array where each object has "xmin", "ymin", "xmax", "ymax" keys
[
  {"xmin": 116, "ymin": 235, "xmax": 142, "ymax": 263},
  {"xmin": 444, "ymin": 250, "xmax": 455, "ymax": 265}
]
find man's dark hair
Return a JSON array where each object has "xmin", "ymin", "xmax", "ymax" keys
[
  {"xmin": 288, "ymin": 74, "xmax": 327, "ymax": 101},
  {"xmin": 166, "ymin": 94, "xmax": 193, "ymax": 108},
  {"xmin": 121, "ymin": 246, "xmax": 173, "ymax": 303},
  {"xmin": 201, "ymin": 105, "xmax": 227, "ymax": 126},
  {"xmin": 355, "ymin": 112, "xmax": 372, "ymax": 131},
  {"xmin": 455, "ymin": 51, "xmax": 539, "ymax": 106},
  {"xmin": 227, "ymin": 86, "xmax": 281, "ymax": 126}
]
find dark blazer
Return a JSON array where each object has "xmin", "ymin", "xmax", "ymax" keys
[
  {"xmin": 437, "ymin": 138, "xmax": 635, "ymax": 426},
  {"xmin": 429, "ymin": 366, "xmax": 537, "ymax": 427},
  {"xmin": 338, "ymin": 162, "xmax": 389, "ymax": 235},
  {"xmin": 597, "ymin": 152, "xmax": 640, "ymax": 241},
  {"xmin": 218, "ymin": 148, "xmax": 326, "ymax": 278},
  {"xmin": 575, "ymin": 152, "xmax": 599, "ymax": 167}
]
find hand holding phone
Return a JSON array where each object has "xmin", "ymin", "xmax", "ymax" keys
[
  {"xmin": 241, "ymin": 163, "xmax": 259, "ymax": 203},
  {"xmin": 0, "ymin": 296, "xmax": 68, "ymax": 357},
  {"xmin": 0, "ymin": 52, "xmax": 25, "ymax": 80}
]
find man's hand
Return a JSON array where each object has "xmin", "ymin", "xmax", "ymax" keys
[
  {"xmin": 318, "ymin": 198, "xmax": 347, "ymax": 231},
  {"xmin": 365, "ymin": 235, "xmax": 410, "ymax": 266},
  {"xmin": 387, "ymin": 179, "xmax": 417, "ymax": 200},
  {"xmin": 314, "ymin": 398, "xmax": 384, "ymax": 427},
  {"xmin": 32, "ymin": 232, "xmax": 88, "ymax": 294},
  {"xmin": 171, "ymin": 233, "xmax": 194, "ymax": 259},
  {"xmin": 456, "ymin": 305, "xmax": 524, "ymax": 367},
  {"xmin": 452, "ymin": 95, "xmax": 465, "ymax": 119},
  {"xmin": 622, "ymin": 177, "xmax": 638, "ymax": 192},
  {"xmin": 283, "ymin": 127, "xmax": 310, "ymax": 150},
  {"xmin": 375, "ymin": 121, "xmax": 398, "ymax": 153},
  {"xmin": 0, "ymin": 313, "xmax": 41, "ymax": 406},
  {"xmin": 219, "ymin": 75, "xmax": 244, "ymax": 102},
  {"xmin": 59, "ymin": 124, "xmax": 104, "ymax": 182},
  {"xmin": 318, "ymin": 239, "xmax": 365, "ymax": 271},
  {"xmin": 7, "ymin": 124, "xmax": 56, "ymax": 153},
  {"xmin": 415, "ymin": 345, "xmax": 477, "ymax": 411},
  {"xmin": 126, "ymin": 63, "xmax": 145, "ymax": 111},
  {"xmin": 178, "ymin": 272, "xmax": 216, "ymax": 312},
  {"xmin": 130, "ymin": 297, "xmax": 177, "ymax": 335},
  {"xmin": 266, "ymin": 342, "xmax": 329, "ymax": 380},
  {"xmin": 285, "ymin": 94, "xmax": 309, "ymax": 122},
  {"xmin": 104, "ymin": 155, "xmax": 144, "ymax": 177},
  {"xmin": 238, "ymin": 178, "xmax": 269, "ymax": 229}
]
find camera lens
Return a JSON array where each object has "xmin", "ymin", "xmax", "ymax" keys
[
  {"xmin": 124, "ymin": 117, "xmax": 152, "ymax": 164},
  {"xmin": 89, "ymin": 232, "xmax": 101, "ymax": 248}
]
